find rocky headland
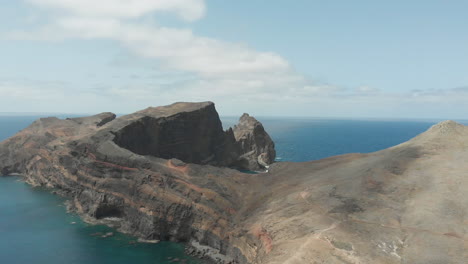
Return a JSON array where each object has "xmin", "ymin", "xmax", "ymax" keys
[{"xmin": 0, "ymin": 102, "xmax": 466, "ymax": 264}]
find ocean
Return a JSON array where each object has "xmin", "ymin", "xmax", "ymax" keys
[
  {"xmin": 223, "ymin": 117, "xmax": 467, "ymax": 162},
  {"xmin": 0, "ymin": 115, "xmax": 464, "ymax": 264}
]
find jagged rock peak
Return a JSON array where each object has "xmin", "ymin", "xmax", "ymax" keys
[
  {"xmin": 236, "ymin": 113, "xmax": 259, "ymax": 129},
  {"xmin": 233, "ymin": 113, "xmax": 276, "ymax": 170}
]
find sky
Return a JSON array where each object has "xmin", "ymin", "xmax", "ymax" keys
[{"xmin": 1, "ymin": 0, "xmax": 468, "ymax": 119}]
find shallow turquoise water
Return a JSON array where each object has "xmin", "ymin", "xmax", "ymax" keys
[{"xmin": 0, "ymin": 176, "xmax": 202, "ymax": 264}]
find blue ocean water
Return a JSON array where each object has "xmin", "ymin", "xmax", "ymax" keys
[
  {"xmin": 223, "ymin": 117, "xmax": 468, "ymax": 162},
  {"xmin": 0, "ymin": 116, "xmax": 465, "ymax": 263}
]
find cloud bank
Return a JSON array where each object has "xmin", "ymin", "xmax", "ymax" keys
[
  {"xmin": 7, "ymin": 0, "xmax": 310, "ymax": 112},
  {"xmin": 1, "ymin": 0, "xmax": 467, "ymax": 118},
  {"xmin": 27, "ymin": 0, "xmax": 206, "ymax": 21}
]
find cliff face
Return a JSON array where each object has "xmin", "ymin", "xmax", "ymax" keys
[
  {"xmin": 112, "ymin": 102, "xmax": 238, "ymax": 167},
  {"xmin": 110, "ymin": 102, "xmax": 274, "ymax": 171},
  {"xmin": 0, "ymin": 102, "xmax": 466, "ymax": 264},
  {"xmin": 232, "ymin": 114, "xmax": 276, "ymax": 170}
]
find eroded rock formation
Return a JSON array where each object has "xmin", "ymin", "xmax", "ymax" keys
[
  {"xmin": 0, "ymin": 102, "xmax": 466, "ymax": 264},
  {"xmin": 232, "ymin": 114, "xmax": 275, "ymax": 171},
  {"xmin": 110, "ymin": 102, "xmax": 274, "ymax": 171}
]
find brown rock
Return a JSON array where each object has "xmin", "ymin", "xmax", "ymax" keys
[
  {"xmin": 0, "ymin": 102, "xmax": 465, "ymax": 264},
  {"xmin": 232, "ymin": 114, "xmax": 276, "ymax": 170}
]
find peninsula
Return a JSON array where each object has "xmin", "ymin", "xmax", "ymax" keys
[{"xmin": 0, "ymin": 102, "xmax": 465, "ymax": 264}]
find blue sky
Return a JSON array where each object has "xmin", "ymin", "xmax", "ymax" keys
[{"xmin": 1, "ymin": 0, "xmax": 468, "ymax": 118}]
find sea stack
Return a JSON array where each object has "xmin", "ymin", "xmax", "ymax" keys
[{"xmin": 232, "ymin": 113, "xmax": 276, "ymax": 170}]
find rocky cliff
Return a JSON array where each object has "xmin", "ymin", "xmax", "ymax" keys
[
  {"xmin": 232, "ymin": 114, "xmax": 275, "ymax": 171},
  {"xmin": 110, "ymin": 102, "xmax": 274, "ymax": 171},
  {"xmin": 0, "ymin": 102, "xmax": 466, "ymax": 264}
]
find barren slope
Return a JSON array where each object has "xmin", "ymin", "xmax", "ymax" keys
[{"xmin": 0, "ymin": 103, "xmax": 466, "ymax": 264}]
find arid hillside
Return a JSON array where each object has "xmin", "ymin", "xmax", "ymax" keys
[{"xmin": 0, "ymin": 102, "xmax": 465, "ymax": 264}]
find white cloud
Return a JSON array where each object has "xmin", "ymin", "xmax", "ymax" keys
[
  {"xmin": 27, "ymin": 0, "xmax": 206, "ymax": 21},
  {"xmin": 11, "ymin": 0, "xmax": 295, "ymax": 94},
  {"xmin": 355, "ymin": 86, "xmax": 380, "ymax": 94},
  {"xmin": 0, "ymin": 80, "xmax": 66, "ymax": 100},
  {"xmin": 51, "ymin": 17, "xmax": 291, "ymax": 76},
  {"xmin": 5, "ymin": 1, "xmax": 467, "ymax": 119},
  {"xmin": 3, "ymin": 76, "xmax": 468, "ymax": 119},
  {"xmin": 6, "ymin": 0, "xmax": 305, "ymax": 114}
]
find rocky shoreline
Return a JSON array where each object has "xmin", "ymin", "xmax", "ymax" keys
[
  {"xmin": 1, "ymin": 102, "xmax": 272, "ymax": 263},
  {"xmin": 1, "ymin": 102, "xmax": 466, "ymax": 264},
  {"xmin": 61, "ymin": 181, "xmax": 229, "ymax": 264}
]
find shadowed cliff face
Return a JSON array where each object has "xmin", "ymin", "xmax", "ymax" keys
[
  {"xmin": 0, "ymin": 103, "xmax": 466, "ymax": 264},
  {"xmin": 112, "ymin": 103, "xmax": 274, "ymax": 171},
  {"xmin": 112, "ymin": 105, "xmax": 233, "ymax": 166}
]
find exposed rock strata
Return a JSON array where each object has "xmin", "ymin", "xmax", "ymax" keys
[
  {"xmin": 111, "ymin": 102, "xmax": 273, "ymax": 171},
  {"xmin": 0, "ymin": 102, "xmax": 466, "ymax": 264}
]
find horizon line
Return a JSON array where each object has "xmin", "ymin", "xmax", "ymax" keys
[{"xmin": 0, "ymin": 112, "xmax": 466, "ymax": 123}]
